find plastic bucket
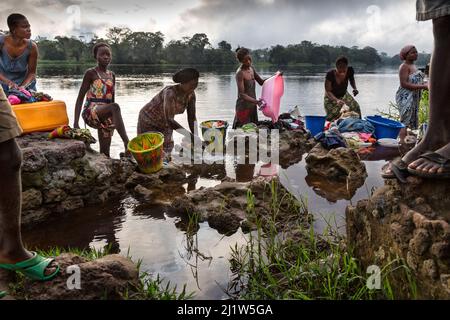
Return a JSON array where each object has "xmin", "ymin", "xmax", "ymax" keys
[
  {"xmin": 305, "ymin": 115, "xmax": 326, "ymax": 136},
  {"xmin": 366, "ymin": 115, "xmax": 405, "ymax": 139},
  {"xmin": 200, "ymin": 120, "xmax": 229, "ymax": 153},
  {"xmin": 128, "ymin": 132, "xmax": 164, "ymax": 174}
]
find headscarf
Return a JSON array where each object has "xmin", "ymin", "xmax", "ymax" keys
[
  {"xmin": 400, "ymin": 45, "xmax": 415, "ymax": 61},
  {"xmin": 172, "ymin": 68, "xmax": 200, "ymax": 84}
]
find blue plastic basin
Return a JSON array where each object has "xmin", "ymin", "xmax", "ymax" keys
[
  {"xmin": 366, "ymin": 115, "xmax": 405, "ymax": 139},
  {"xmin": 305, "ymin": 115, "xmax": 326, "ymax": 136}
]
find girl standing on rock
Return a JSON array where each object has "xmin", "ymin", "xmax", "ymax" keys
[
  {"xmin": 233, "ymin": 48, "xmax": 265, "ymax": 129},
  {"xmin": 73, "ymin": 42, "xmax": 130, "ymax": 158},
  {"xmin": 396, "ymin": 45, "xmax": 428, "ymax": 144}
]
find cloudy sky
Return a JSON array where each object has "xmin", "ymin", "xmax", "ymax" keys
[{"xmin": 0, "ymin": 0, "xmax": 433, "ymax": 55}]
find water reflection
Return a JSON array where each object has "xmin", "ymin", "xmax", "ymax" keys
[{"xmin": 305, "ymin": 174, "xmax": 361, "ymax": 203}]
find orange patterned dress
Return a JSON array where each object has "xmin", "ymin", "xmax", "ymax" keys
[{"xmin": 82, "ymin": 68, "xmax": 115, "ymax": 138}]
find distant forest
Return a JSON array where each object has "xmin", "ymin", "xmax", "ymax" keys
[{"xmin": 4, "ymin": 27, "xmax": 431, "ymax": 67}]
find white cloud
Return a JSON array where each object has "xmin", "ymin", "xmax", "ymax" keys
[{"xmin": 0, "ymin": 0, "xmax": 434, "ymax": 55}]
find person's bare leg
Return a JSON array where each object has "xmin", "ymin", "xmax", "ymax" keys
[
  {"xmin": 95, "ymin": 103, "xmax": 130, "ymax": 154},
  {"xmin": 399, "ymin": 128, "xmax": 407, "ymax": 144},
  {"xmin": 404, "ymin": 16, "xmax": 450, "ymax": 166},
  {"xmin": 0, "ymin": 139, "xmax": 56, "ymax": 275},
  {"xmin": 0, "ymin": 139, "xmax": 31, "ymax": 264},
  {"xmin": 98, "ymin": 132, "xmax": 111, "ymax": 157}
]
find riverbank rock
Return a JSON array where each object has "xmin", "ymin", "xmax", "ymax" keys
[
  {"xmin": 17, "ymin": 133, "xmax": 136, "ymax": 226},
  {"xmin": 346, "ymin": 177, "xmax": 450, "ymax": 299},
  {"xmin": 305, "ymin": 144, "xmax": 367, "ymax": 185},
  {"xmin": 4, "ymin": 253, "xmax": 139, "ymax": 300},
  {"xmin": 279, "ymin": 130, "xmax": 316, "ymax": 168},
  {"xmin": 171, "ymin": 177, "xmax": 311, "ymax": 235}
]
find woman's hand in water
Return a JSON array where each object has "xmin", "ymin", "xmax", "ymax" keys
[{"xmin": 353, "ymin": 89, "xmax": 359, "ymax": 96}]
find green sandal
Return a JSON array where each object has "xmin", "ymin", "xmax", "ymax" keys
[
  {"xmin": 0, "ymin": 252, "xmax": 59, "ymax": 281},
  {"xmin": 0, "ymin": 290, "xmax": 6, "ymax": 299}
]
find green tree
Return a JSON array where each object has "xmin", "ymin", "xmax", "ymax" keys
[
  {"xmin": 218, "ymin": 40, "xmax": 232, "ymax": 51},
  {"xmin": 269, "ymin": 45, "xmax": 290, "ymax": 65},
  {"xmin": 124, "ymin": 31, "xmax": 164, "ymax": 64}
]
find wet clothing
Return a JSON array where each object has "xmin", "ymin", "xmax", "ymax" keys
[
  {"xmin": 314, "ymin": 130, "xmax": 347, "ymax": 150},
  {"xmin": 0, "ymin": 35, "xmax": 36, "ymax": 95},
  {"xmin": 233, "ymin": 67, "xmax": 258, "ymax": 129},
  {"xmin": 81, "ymin": 68, "xmax": 115, "ymax": 138},
  {"xmin": 325, "ymin": 67, "xmax": 355, "ymax": 99},
  {"xmin": 0, "ymin": 86, "xmax": 22, "ymax": 143},
  {"xmin": 396, "ymin": 70, "xmax": 425, "ymax": 130},
  {"xmin": 137, "ymin": 85, "xmax": 194, "ymax": 154},
  {"xmin": 324, "ymin": 92, "xmax": 361, "ymax": 122},
  {"xmin": 417, "ymin": 0, "xmax": 450, "ymax": 20},
  {"xmin": 337, "ymin": 117, "xmax": 376, "ymax": 135}
]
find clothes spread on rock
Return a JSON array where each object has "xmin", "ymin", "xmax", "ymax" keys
[
  {"xmin": 314, "ymin": 129, "xmax": 347, "ymax": 150},
  {"xmin": 337, "ymin": 117, "xmax": 376, "ymax": 135},
  {"xmin": 48, "ymin": 125, "xmax": 97, "ymax": 144}
]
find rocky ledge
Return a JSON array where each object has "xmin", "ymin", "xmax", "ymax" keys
[
  {"xmin": 18, "ymin": 133, "xmax": 136, "ymax": 225},
  {"xmin": 346, "ymin": 176, "xmax": 450, "ymax": 299}
]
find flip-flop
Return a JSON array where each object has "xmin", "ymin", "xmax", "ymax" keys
[
  {"xmin": 381, "ymin": 163, "xmax": 395, "ymax": 179},
  {"xmin": 408, "ymin": 151, "xmax": 450, "ymax": 179},
  {"xmin": 0, "ymin": 291, "xmax": 6, "ymax": 299},
  {"xmin": 0, "ymin": 252, "xmax": 59, "ymax": 281},
  {"xmin": 381, "ymin": 158, "xmax": 409, "ymax": 183}
]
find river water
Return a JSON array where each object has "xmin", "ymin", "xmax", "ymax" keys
[{"xmin": 23, "ymin": 65, "xmax": 404, "ymax": 299}]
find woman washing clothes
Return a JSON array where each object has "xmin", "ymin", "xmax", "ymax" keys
[
  {"xmin": 233, "ymin": 47, "xmax": 266, "ymax": 129},
  {"xmin": 395, "ymin": 45, "xmax": 429, "ymax": 144},
  {"xmin": 137, "ymin": 68, "xmax": 202, "ymax": 161},
  {"xmin": 324, "ymin": 56, "xmax": 361, "ymax": 122},
  {"xmin": 0, "ymin": 13, "xmax": 38, "ymax": 95}
]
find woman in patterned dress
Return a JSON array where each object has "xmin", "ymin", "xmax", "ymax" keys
[
  {"xmin": 73, "ymin": 43, "xmax": 130, "ymax": 157},
  {"xmin": 137, "ymin": 68, "xmax": 201, "ymax": 160}
]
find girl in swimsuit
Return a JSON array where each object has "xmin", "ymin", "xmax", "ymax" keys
[
  {"xmin": 233, "ymin": 47, "xmax": 265, "ymax": 129},
  {"xmin": 73, "ymin": 43, "xmax": 130, "ymax": 157}
]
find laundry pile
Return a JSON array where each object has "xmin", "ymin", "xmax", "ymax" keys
[
  {"xmin": 7, "ymin": 87, "xmax": 53, "ymax": 105},
  {"xmin": 317, "ymin": 106, "xmax": 377, "ymax": 150},
  {"xmin": 258, "ymin": 106, "xmax": 307, "ymax": 133},
  {"xmin": 48, "ymin": 125, "xmax": 97, "ymax": 144}
]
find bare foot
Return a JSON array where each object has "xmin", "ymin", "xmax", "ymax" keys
[{"xmin": 408, "ymin": 143, "xmax": 450, "ymax": 174}]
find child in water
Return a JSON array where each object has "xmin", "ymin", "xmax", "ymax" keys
[{"xmin": 73, "ymin": 42, "xmax": 129, "ymax": 157}]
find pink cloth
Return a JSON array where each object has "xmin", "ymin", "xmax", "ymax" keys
[
  {"xmin": 8, "ymin": 95, "xmax": 21, "ymax": 105},
  {"xmin": 358, "ymin": 133, "xmax": 372, "ymax": 142},
  {"xmin": 400, "ymin": 45, "xmax": 415, "ymax": 61}
]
